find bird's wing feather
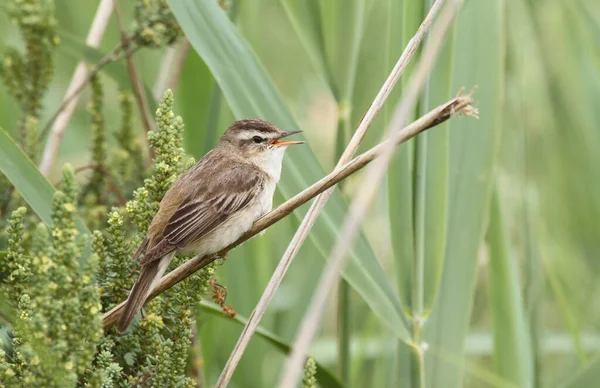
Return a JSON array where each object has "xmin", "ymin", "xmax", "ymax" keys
[{"xmin": 140, "ymin": 166, "xmax": 265, "ymax": 265}]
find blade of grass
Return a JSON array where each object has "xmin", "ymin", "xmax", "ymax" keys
[
  {"xmin": 424, "ymin": 0, "xmax": 506, "ymax": 386},
  {"xmin": 316, "ymin": 0, "xmax": 367, "ymax": 382},
  {"xmin": 0, "ymin": 128, "xmax": 90, "ymax": 237},
  {"xmin": 408, "ymin": 2, "xmax": 456, "ymax": 386},
  {"xmin": 278, "ymin": 0, "xmax": 329, "ymax": 85},
  {"xmin": 486, "ymin": 188, "xmax": 534, "ymax": 387},
  {"xmin": 175, "ymin": 48, "xmax": 216, "ymax": 159}
]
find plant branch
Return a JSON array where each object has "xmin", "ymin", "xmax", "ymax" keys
[
  {"xmin": 37, "ymin": 0, "xmax": 115, "ymax": 177},
  {"xmin": 216, "ymin": 0, "xmax": 448, "ymax": 384},
  {"xmin": 101, "ymin": 95, "xmax": 476, "ymax": 330},
  {"xmin": 278, "ymin": 0, "xmax": 466, "ymax": 385},
  {"xmin": 113, "ymin": 1, "xmax": 154, "ymax": 157}
]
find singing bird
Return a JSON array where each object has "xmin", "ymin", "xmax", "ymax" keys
[{"xmin": 118, "ymin": 119, "xmax": 303, "ymax": 333}]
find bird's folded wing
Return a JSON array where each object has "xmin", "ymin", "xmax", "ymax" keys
[{"xmin": 140, "ymin": 166, "xmax": 265, "ymax": 265}]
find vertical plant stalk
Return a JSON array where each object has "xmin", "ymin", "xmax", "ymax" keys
[
  {"xmin": 214, "ymin": 1, "xmax": 447, "ymax": 386},
  {"xmin": 113, "ymin": 1, "xmax": 154, "ymax": 156},
  {"xmin": 278, "ymin": 0, "xmax": 464, "ymax": 386},
  {"xmin": 334, "ymin": 2, "xmax": 366, "ymax": 382},
  {"xmin": 38, "ymin": 0, "xmax": 114, "ymax": 177},
  {"xmin": 411, "ymin": 133, "xmax": 428, "ymax": 388}
]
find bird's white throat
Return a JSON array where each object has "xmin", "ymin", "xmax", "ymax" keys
[{"xmin": 248, "ymin": 146, "xmax": 287, "ymax": 181}]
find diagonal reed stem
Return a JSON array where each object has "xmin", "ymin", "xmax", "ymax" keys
[
  {"xmin": 278, "ymin": 0, "xmax": 466, "ymax": 386},
  {"xmin": 101, "ymin": 95, "xmax": 476, "ymax": 331}
]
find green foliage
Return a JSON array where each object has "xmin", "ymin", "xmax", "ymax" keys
[
  {"xmin": 0, "ymin": 166, "xmax": 102, "ymax": 387},
  {"xmin": 110, "ymin": 90, "xmax": 145, "ymax": 192},
  {"xmin": 0, "ymin": 0, "xmax": 58, "ymax": 156},
  {"xmin": 1, "ymin": 0, "xmax": 598, "ymax": 387},
  {"xmin": 80, "ymin": 74, "xmax": 107, "ymax": 206},
  {"xmin": 0, "ymin": 84, "xmax": 211, "ymax": 386},
  {"xmin": 131, "ymin": 0, "xmax": 182, "ymax": 47},
  {"xmin": 89, "ymin": 90, "xmax": 211, "ymax": 386},
  {"xmin": 127, "ymin": 89, "xmax": 185, "ymax": 234}
]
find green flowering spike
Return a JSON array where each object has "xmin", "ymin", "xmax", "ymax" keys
[
  {"xmin": 117, "ymin": 91, "xmax": 144, "ymax": 170},
  {"xmin": 0, "ymin": 48, "xmax": 26, "ymax": 104},
  {"xmin": 1, "ymin": 0, "xmax": 59, "ymax": 154},
  {"xmin": 116, "ymin": 90, "xmax": 134, "ymax": 149},
  {"xmin": 0, "ymin": 338, "xmax": 18, "ymax": 386},
  {"xmin": 60, "ymin": 164, "xmax": 79, "ymax": 206},
  {"xmin": 127, "ymin": 187, "xmax": 154, "ymax": 234},
  {"xmin": 4, "ymin": 207, "xmax": 30, "ymax": 297},
  {"xmin": 99, "ymin": 208, "xmax": 136, "ymax": 309},
  {"xmin": 110, "ymin": 90, "xmax": 145, "ymax": 194},
  {"xmin": 81, "ymin": 74, "xmax": 107, "ymax": 204},
  {"xmin": 22, "ymin": 115, "xmax": 39, "ymax": 160},
  {"xmin": 302, "ymin": 358, "xmax": 318, "ymax": 388},
  {"xmin": 126, "ymin": 89, "xmax": 185, "ymax": 234},
  {"xmin": 131, "ymin": 0, "xmax": 182, "ymax": 47}
]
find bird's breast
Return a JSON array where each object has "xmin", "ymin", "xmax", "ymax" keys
[{"xmin": 180, "ymin": 178, "xmax": 276, "ymax": 255}]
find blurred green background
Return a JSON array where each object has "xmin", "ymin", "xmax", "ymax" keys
[{"xmin": 1, "ymin": 0, "xmax": 600, "ymax": 387}]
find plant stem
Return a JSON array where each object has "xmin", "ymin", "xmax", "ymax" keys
[
  {"xmin": 410, "ymin": 131, "xmax": 427, "ymax": 388},
  {"xmin": 336, "ymin": 108, "xmax": 352, "ymax": 386},
  {"xmin": 410, "ymin": 318, "xmax": 426, "ymax": 388}
]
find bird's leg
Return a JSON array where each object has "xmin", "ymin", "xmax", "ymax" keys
[
  {"xmin": 210, "ymin": 279, "xmax": 228, "ymax": 306},
  {"xmin": 209, "ymin": 279, "xmax": 236, "ymax": 318}
]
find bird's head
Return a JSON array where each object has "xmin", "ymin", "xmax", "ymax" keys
[{"xmin": 220, "ymin": 119, "xmax": 304, "ymax": 161}]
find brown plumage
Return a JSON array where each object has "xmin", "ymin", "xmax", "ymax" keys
[{"xmin": 117, "ymin": 119, "xmax": 303, "ymax": 333}]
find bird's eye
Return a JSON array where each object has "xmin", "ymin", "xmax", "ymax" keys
[{"xmin": 252, "ymin": 136, "xmax": 263, "ymax": 144}]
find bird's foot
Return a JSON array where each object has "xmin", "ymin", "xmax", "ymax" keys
[{"xmin": 210, "ymin": 279, "xmax": 236, "ymax": 318}]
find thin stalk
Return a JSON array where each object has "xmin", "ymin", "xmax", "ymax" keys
[
  {"xmin": 411, "ymin": 131, "xmax": 427, "ymax": 388},
  {"xmin": 335, "ymin": 112, "xmax": 352, "ymax": 386},
  {"xmin": 334, "ymin": 3, "xmax": 366, "ymax": 378},
  {"xmin": 410, "ymin": 319, "xmax": 426, "ymax": 388}
]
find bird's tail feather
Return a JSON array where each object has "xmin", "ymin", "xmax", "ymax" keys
[{"xmin": 117, "ymin": 252, "xmax": 174, "ymax": 333}]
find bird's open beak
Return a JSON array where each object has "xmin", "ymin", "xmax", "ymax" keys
[{"xmin": 271, "ymin": 130, "xmax": 304, "ymax": 147}]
